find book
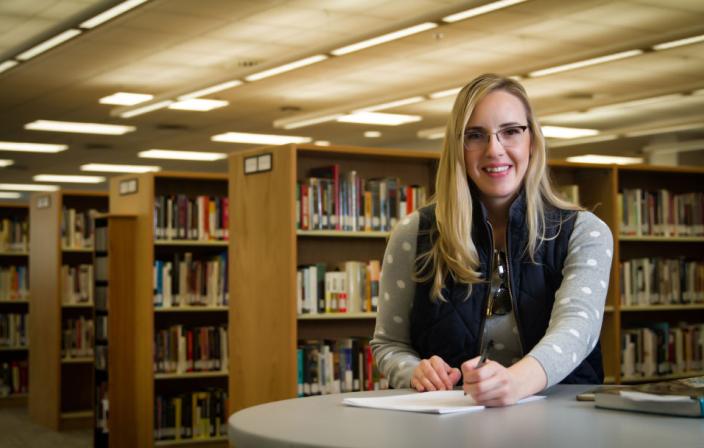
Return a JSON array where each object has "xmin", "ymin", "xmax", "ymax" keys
[
  {"xmin": 342, "ymin": 390, "xmax": 545, "ymax": 414},
  {"xmin": 594, "ymin": 376, "xmax": 704, "ymax": 417}
]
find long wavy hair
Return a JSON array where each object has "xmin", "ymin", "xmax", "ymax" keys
[{"xmin": 417, "ymin": 73, "xmax": 580, "ymax": 301}]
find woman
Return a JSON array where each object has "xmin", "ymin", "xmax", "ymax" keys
[{"xmin": 371, "ymin": 73, "xmax": 613, "ymax": 406}]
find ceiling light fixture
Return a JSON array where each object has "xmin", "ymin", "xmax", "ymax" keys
[
  {"xmin": 0, "ymin": 160, "xmax": 13, "ymax": 167},
  {"xmin": 138, "ymin": 149, "xmax": 227, "ymax": 161},
  {"xmin": 211, "ymin": 132, "xmax": 312, "ymax": 145},
  {"xmin": 528, "ymin": 50, "xmax": 643, "ymax": 77},
  {"xmin": 442, "ymin": 0, "xmax": 527, "ymax": 23},
  {"xmin": 0, "ymin": 61, "xmax": 18, "ymax": 74},
  {"xmin": 542, "ymin": 126, "xmax": 599, "ymax": 139},
  {"xmin": 429, "ymin": 87, "xmax": 462, "ymax": 99},
  {"xmin": 25, "ymin": 120, "xmax": 135, "ymax": 135},
  {"xmin": 34, "ymin": 174, "xmax": 105, "ymax": 184},
  {"xmin": 0, "ymin": 183, "xmax": 59, "ymax": 192},
  {"xmin": 79, "ymin": 0, "xmax": 149, "ymax": 29},
  {"xmin": 99, "ymin": 92, "xmax": 154, "ymax": 106},
  {"xmin": 179, "ymin": 80, "xmax": 243, "ymax": 100},
  {"xmin": 355, "ymin": 97, "xmax": 425, "ymax": 113},
  {"xmin": 364, "ymin": 131, "xmax": 382, "ymax": 138},
  {"xmin": 119, "ymin": 100, "xmax": 173, "ymax": 118},
  {"xmin": 331, "ymin": 23, "xmax": 438, "ymax": 56},
  {"xmin": 80, "ymin": 163, "xmax": 161, "ymax": 173},
  {"xmin": 314, "ymin": 141, "xmax": 330, "ymax": 146},
  {"xmin": 653, "ymin": 33, "xmax": 704, "ymax": 51},
  {"xmin": 245, "ymin": 55, "xmax": 328, "ymax": 82},
  {"xmin": 16, "ymin": 29, "xmax": 82, "ymax": 61},
  {"xmin": 0, "ymin": 192, "xmax": 21, "ymax": 199},
  {"xmin": 168, "ymin": 98, "xmax": 229, "ymax": 111},
  {"xmin": 0, "ymin": 141, "xmax": 68, "ymax": 153},
  {"xmin": 337, "ymin": 112, "xmax": 422, "ymax": 126},
  {"xmin": 566, "ymin": 155, "xmax": 643, "ymax": 165}
]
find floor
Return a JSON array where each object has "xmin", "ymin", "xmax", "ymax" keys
[{"xmin": 0, "ymin": 406, "xmax": 91, "ymax": 448}]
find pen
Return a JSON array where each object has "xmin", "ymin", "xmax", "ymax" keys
[{"xmin": 464, "ymin": 339, "xmax": 493, "ymax": 396}]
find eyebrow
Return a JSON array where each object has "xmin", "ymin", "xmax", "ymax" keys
[{"xmin": 465, "ymin": 122, "xmax": 524, "ymax": 131}]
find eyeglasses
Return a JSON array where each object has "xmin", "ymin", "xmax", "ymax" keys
[
  {"xmin": 486, "ymin": 250, "xmax": 511, "ymax": 317},
  {"xmin": 464, "ymin": 125, "xmax": 528, "ymax": 151}
]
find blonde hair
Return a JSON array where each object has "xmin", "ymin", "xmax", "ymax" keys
[{"xmin": 417, "ymin": 73, "xmax": 579, "ymax": 301}]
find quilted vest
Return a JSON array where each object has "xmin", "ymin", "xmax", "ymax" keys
[{"xmin": 410, "ymin": 191, "xmax": 604, "ymax": 384}]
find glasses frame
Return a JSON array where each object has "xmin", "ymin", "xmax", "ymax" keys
[
  {"xmin": 486, "ymin": 250, "xmax": 511, "ymax": 317},
  {"xmin": 463, "ymin": 125, "xmax": 529, "ymax": 151}
]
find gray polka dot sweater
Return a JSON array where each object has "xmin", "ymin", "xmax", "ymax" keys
[{"xmin": 370, "ymin": 210, "xmax": 613, "ymax": 390}]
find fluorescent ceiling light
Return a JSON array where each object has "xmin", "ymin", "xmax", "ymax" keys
[
  {"xmin": 179, "ymin": 80, "xmax": 242, "ymax": 100},
  {"xmin": 168, "ymin": 98, "xmax": 228, "ymax": 111},
  {"xmin": 275, "ymin": 114, "xmax": 342, "ymax": 130},
  {"xmin": 0, "ymin": 160, "xmax": 13, "ymax": 167},
  {"xmin": 0, "ymin": 192, "xmax": 21, "ymax": 199},
  {"xmin": 443, "ymin": 0, "xmax": 527, "ymax": 23},
  {"xmin": 0, "ymin": 141, "xmax": 68, "ymax": 153},
  {"xmin": 355, "ymin": 97, "xmax": 424, "ymax": 113},
  {"xmin": 429, "ymin": 87, "xmax": 462, "ymax": 99},
  {"xmin": 120, "ymin": 100, "xmax": 173, "ymax": 118},
  {"xmin": 0, "ymin": 60, "xmax": 18, "ymax": 74},
  {"xmin": 0, "ymin": 183, "xmax": 59, "ymax": 192},
  {"xmin": 417, "ymin": 126, "xmax": 446, "ymax": 140},
  {"xmin": 212, "ymin": 132, "xmax": 312, "ymax": 145},
  {"xmin": 16, "ymin": 29, "xmax": 82, "ymax": 61},
  {"xmin": 364, "ymin": 131, "xmax": 382, "ymax": 138},
  {"xmin": 337, "ymin": 112, "xmax": 422, "ymax": 126},
  {"xmin": 542, "ymin": 125, "xmax": 599, "ymax": 139},
  {"xmin": 245, "ymin": 55, "xmax": 328, "ymax": 82},
  {"xmin": 99, "ymin": 92, "xmax": 153, "ymax": 106},
  {"xmin": 566, "ymin": 155, "xmax": 643, "ymax": 165},
  {"xmin": 331, "ymin": 23, "xmax": 437, "ymax": 56},
  {"xmin": 528, "ymin": 50, "xmax": 643, "ymax": 77},
  {"xmin": 34, "ymin": 174, "xmax": 105, "ymax": 184},
  {"xmin": 79, "ymin": 0, "xmax": 149, "ymax": 29},
  {"xmin": 314, "ymin": 140, "xmax": 330, "ymax": 146},
  {"xmin": 81, "ymin": 163, "xmax": 161, "ymax": 173},
  {"xmin": 653, "ymin": 34, "xmax": 704, "ymax": 51},
  {"xmin": 625, "ymin": 123, "xmax": 704, "ymax": 138},
  {"xmin": 25, "ymin": 120, "xmax": 135, "ymax": 135},
  {"xmin": 139, "ymin": 149, "xmax": 227, "ymax": 161}
]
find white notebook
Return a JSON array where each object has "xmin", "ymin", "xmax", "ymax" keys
[{"xmin": 342, "ymin": 390, "xmax": 545, "ymax": 414}]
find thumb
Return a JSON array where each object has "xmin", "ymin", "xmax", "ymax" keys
[
  {"xmin": 448, "ymin": 368, "xmax": 461, "ymax": 385},
  {"xmin": 461, "ymin": 356, "xmax": 482, "ymax": 374}
]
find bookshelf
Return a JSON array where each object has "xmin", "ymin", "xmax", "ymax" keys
[
  {"xmin": 229, "ymin": 144, "xmax": 439, "ymax": 410},
  {"xmin": 109, "ymin": 172, "xmax": 230, "ymax": 447},
  {"xmin": 28, "ymin": 190, "xmax": 108, "ymax": 430},
  {"xmin": 0, "ymin": 202, "xmax": 29, "ymax": 405}
]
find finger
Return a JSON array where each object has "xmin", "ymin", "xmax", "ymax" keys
[
  {"xmin": 466, "ymin": 373, "xmax": 505, "ymax": 401},
  {"xmin": 462, "ymin": 358, "xmax": 494, "ymax": 384},
  {"xmin": 460, "ymin": 356, "xmax": 482, "ymax": 376},
  {"xmin": 420, "ymin": 360, "xmax": 447, "ymax": 390},
  {"xmin": 448, "ymin": 368, "xmax": 461, "ymax": 386},
  {"xmin": 429, "ymin": 356, "xmax": 453, "ymax": 389},
  {"xmin": 410, "ymin": 377, "xmax": 425, "ymax": 392},
  {"xmin": 420, "ymin": 376, "xmax": 437, "ymax": 392}
]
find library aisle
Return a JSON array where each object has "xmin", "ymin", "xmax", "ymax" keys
[{"xmin": 0, "ymin": 406, "xmax": 90, "ymax": 447}]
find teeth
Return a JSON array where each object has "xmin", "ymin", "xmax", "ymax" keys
[{"xmin": 485, "ymin": 166, "xmax": 509, "ymax": 173}]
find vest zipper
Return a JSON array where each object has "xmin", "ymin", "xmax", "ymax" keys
[
  {"xmin": 477, "ymin": 221, "xmax": 495, "ymax": 356},
  {"xmin": 504, "ymin": 231, "xmax": 525, "ymax": 355}
]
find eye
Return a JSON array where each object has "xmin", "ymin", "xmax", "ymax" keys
[
  {"xmin": 502, "ymin": 126, "xmax": 523, "ymax": 136},
  {"xmin": 465, "ymin": 131, "xmax": 485, "ymax": 141}
]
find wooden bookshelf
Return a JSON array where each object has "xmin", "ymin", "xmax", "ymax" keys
[
  {"xmin": 229, "ymin": 144, "xmax": 439, "ymax": 411},
  {"xmin": 0, "ymin": 202, "xmax": 30, "ymax": 404},
  {"xmin": 109, "ymin": 172, "xmax": 229, "ymax": 448},
  {"xmin": 28, "ymin": 190, "xmax": 108, "ymax": 430},
  {"xmin": 621, "ymin": 371, "xmax": 704, "ymax": 384}
]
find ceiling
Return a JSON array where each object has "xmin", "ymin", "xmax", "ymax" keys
[{"xmin": 1, "ymin": 0, "xmax": 704, "ymax": 193}]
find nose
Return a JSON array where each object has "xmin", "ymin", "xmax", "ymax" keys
[{"xmin": 485, "ymin": 132, "xmax": 505, "ymax": 157}]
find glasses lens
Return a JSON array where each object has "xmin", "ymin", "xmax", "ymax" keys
[
  {"xmin": 492, "ymin": 286, "xmax": 511, "ymax": 315},
  {"xmin": 497, "ymin": 126, "xmax": 525, "ymax": 147},
  {"xmin": 464, "ymin": 131, "xmax": 487, "ymax": 150}
]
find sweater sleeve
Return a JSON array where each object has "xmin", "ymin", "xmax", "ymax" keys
[
  {"xmin": 370, "ymin": 212, "xmax": 422, "ymax": 389},
  {"xmin": 527, "ymin": 211, "xmax": 614, "ymax": 387}
]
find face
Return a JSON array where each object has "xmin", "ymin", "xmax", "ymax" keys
[{"xmin": 463, "ymin": 89, "xmax": 531, "ymax": 212}]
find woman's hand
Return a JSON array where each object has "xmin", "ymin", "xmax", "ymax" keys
[
  {"xmin": 410, "ymin": 355, "xmax": 461, "ymax": 392},
  {"xmin": 461, "ymin": 356, "xmax": 520, "ymax": 406}
]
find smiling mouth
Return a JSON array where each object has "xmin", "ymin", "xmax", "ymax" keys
[{"xmin": 483, "ymin": 166, "xmax": 510, "ymax": 173}]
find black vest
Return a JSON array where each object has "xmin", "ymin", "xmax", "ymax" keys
[{"xmin": 410, "ymin": 192, "xmax": 604, "ymax": 384}]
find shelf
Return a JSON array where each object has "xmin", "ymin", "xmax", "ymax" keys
[
  {"xmin": 154, "ymin": 239, "xmax": 228, "ymax": 247},
  {"xmin": 621, "ymin": 371, "xmax": 704, "ymax": 384},
  {"xmin": 0, "ymin": 299, "xmax": 29, "ymax": 304},
  {"xmin": 297, "ymin": 230, "xmax": 390, "ymax": 238},
  {"xmin": 619, "ymin": 236, "xmax": 704, "ymax": 242},
  {"xmin": 604, "ymin": 306, "xmax": 614, "ymax": 312},
  {"xmin": 60, "ymin": 410, "xmax": 93, "ymax": 419},
  {"xmin": 62, "ymin": 303, "xmax": 94, "ymax": 309},
  {"xmin": 154, "ymin": 371, "xmax": 228, "ymax": 380},
  {"xmin": 61, "ymin": 357, "xmax": 94, "ymax": 364},
  {"xmin": 621, "ymin": 304, "xmax": 704, "ymax": 312},
  {"xmin": 0, "ymin": 394, "xmax": 27, "ymax": 403},
  {"xmin": 603, "ymin": 376, "xmax": 616, "ymax": 385},
  {"xmin": 0, "ymin": 346, "xmax": 28, "ymax": 351},
  {"xmin": 155, "ymin": 306, "xmax": 228, "ymax": 313},
  {"xmin": 298, "ymin": 312, "xmax": 377, "ymax": 320},
  {"xmin": 154, "ymin": 435, "xmax": 228, "ymax": 446},
  {"xmin": 0, "ymin": 250, "xmax": 28, "ymax": 256},
  {"xmin": 61, "ymin": 246, "xmax": 94, "ymax": 253}
]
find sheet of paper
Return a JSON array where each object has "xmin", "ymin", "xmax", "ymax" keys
[{"xmin": 342, "ymin": 390, "xmax": 545, "ymax": 414}]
